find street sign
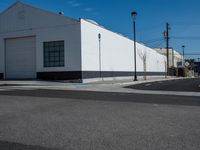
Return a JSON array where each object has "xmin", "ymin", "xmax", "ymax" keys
[{"xmin": 185, "ymin": 61, "xmax": 190, "ymax": 67}]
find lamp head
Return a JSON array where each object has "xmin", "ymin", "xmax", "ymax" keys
[{"xmin": 131, "ymin": 11, "xmax": 137, "ymax": 20}]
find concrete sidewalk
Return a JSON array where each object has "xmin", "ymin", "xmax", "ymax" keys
[{"xmin": 0, "ymin": 76, "xmax": 182, "ymax": 89}]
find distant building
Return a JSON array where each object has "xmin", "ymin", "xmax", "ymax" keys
[
  {"xmin": 154, "ymin": 48, "xmax": 183, "ymax": 68},
  {"xmin": 194, "ymin": 62, "xmax": 200, "ymax": 73}
]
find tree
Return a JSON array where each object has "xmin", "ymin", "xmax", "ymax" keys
[{"xmin": 138, "ymin": 48, "xmax": 147, "ymax": 80}]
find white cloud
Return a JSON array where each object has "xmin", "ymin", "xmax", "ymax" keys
[
  {"xmin": 67, "ymin": 0, "xmax": 81, "ymax": 7},
  {"xmin": 67, "ymin": 0, "xmax": 76, "ymax": 4},
  {"xmin": 71, "ymin": 3, "xmax": 81, "ymax": 7},
  {"xmin": 84, "ymin": 7, "xmax": 93, "ymax": 12}
]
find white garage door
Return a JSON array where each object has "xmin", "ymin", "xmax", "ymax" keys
[{"xmin": 5, "ymin": 36, "xmax": 36, "ymax": 79}]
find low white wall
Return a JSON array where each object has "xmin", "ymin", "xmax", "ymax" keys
[{"xmin": 80, "ymin": 19, "xmax": 166, "ymax": 74}]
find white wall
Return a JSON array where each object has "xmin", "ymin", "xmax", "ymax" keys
[
  {"xmin": 80, "ymin": 19, "xmax": 166, "ymax": 74},
  {"xmin": 137, "ymin": 44, "xmax": 166, "ymax": 72},
  {"xmin": 0, "ymin": 2, "xmax": 81, "ymax": 77},
  {"xmin": 0, "ymin": 2, "xmax": 166, "ymax": 80},
  {"xmin": 154, "ymin": 48, "xmax": 182, "ymax": 68}
]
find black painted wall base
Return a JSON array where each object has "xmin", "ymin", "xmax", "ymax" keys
[
  {"xmin": 37, "ymin": 71, "xmax": 166, "ymax": 81},
  {"xmin": 37, "ymin": 71, "xmax": 82, "ymax": 80},
  {"xmin": 0, "ymin": 73, "xmax": 3, "ymax": 80},
  {"xmin": 82, "ymin": 71, "xmax": 165, "ymax": 79}
]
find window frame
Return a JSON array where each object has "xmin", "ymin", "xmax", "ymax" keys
[{"xmin": 43, "ymin": 40, "xmax": 65, "ymax": 68}]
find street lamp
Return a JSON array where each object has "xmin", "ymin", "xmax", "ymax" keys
[
  {"xmin": 98, "ymin": 33, "xmax": 102, "ymax": 79},
  {"xmin": 182, "ymin": 45, "xmax": 185, "ymax": 67},
  {"xmin": 131, "ymin": 11, "xmax": 138, "ymax": 81}
]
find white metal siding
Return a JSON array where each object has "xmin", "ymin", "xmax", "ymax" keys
[
  {"xmin": 0, "ymin": 2, "xmax": 82, "ymax": 76},
  {"xmin": 81, "ymin": 19, "xmax": 166, "ymax": 73},
  {"xmin": 5, "ymin": 36, "xmax": 36, "ymax": 79}
]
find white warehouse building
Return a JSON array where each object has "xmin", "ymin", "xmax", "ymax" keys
[{"xmin": 0, "ymin": 2, "xmax": 166, "ymax": 82}]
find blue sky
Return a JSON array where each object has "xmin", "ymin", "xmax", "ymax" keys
[{"xmin": 0, "ymin": 0, "xmax": 200, "ymax": 59}]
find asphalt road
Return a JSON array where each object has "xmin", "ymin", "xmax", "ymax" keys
[
  {"xmin": 127, "ymin": 78, "xmax": 200, "ymax": 92},
  {"xmin": 0, "ymin": 89, "xmax": 200, "ymax": 150}
]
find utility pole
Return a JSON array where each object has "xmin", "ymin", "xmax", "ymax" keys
[
  {"xmin": 182, "ymin": 45, "xmax": 185, "ymax": 67},
  {"xmin": 164, "ymin": 23, "xmax": 170, "ymax": 76},
  {"xmin": 198, "ymin": 58, "xmax": 200, "ymax": 77},
  {"xmin": 172, "ymin": 48, "xmax": 174, "ymax": 67}
]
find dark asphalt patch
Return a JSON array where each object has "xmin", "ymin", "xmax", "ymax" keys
[
  {"xmin": 0, "ymin": 84, "xmax": 28, "ymax": 86},
  {"xmin": 0, "ymin": 141, "xmax": 57, "ymax": 150},
  {"xmin": 0, "ymin": 84, "xmax": 45, "ymax": 87},
  {"xmin": 0, "ymin": 89, "xmax": 200, "ymax": 107},
  {"xmin": 126, "ymin": 78, "xmax": 200, "ymax": 92}
]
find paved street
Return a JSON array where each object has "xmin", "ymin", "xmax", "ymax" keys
[
  {"xmin": 0, "ymin": 83, "xmax": 200, "ymax": 150},
  {"xmin": 127, "ymin": 78, "xmax": 200, "ymax": 92}
]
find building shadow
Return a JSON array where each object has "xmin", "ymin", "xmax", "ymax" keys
[{"xmin": 0, "ymin": 141, "xmax": 58, "ymax": 150}]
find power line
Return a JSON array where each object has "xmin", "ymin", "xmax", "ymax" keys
[
  {"xmin": 184, "ymin": 53, "xmax": 200, "ymax": 55},
  {"xmin": 140, "ymin": 37, "xmax": 164, "ymax": 44},
  {"xmin": 146, "ymin": 40, "xmax": 165, "ymax": 48},
  {"xmin": 171, "ymin": 22, "xmax": 200, "ymax": 26},
  {"xmin": 172, "ymin": 36, "xmax": 200, "ymax": 40}
]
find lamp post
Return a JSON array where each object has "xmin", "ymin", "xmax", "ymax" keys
[
  {"xmin": 182, "ymin": 45, "xmax": 185, "ymax": 67},
  {"xmin": 131, "ymin": 11, "xmax": 138, "ymax": 81},
  {"xmin": 98, "ymin": 33, "xmax": 102, "ymax": 79}
]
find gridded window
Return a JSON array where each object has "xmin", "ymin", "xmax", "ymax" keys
[{"xmin": 44, "ymin": 41, "xmax": 65, "ymax": 67}]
